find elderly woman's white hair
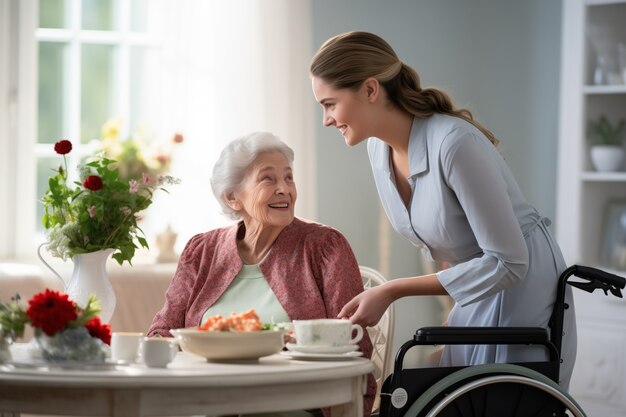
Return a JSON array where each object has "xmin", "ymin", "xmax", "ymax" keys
[{"xmin": 211, "ymin": 131, "xmax": 295, "ymax": 220}]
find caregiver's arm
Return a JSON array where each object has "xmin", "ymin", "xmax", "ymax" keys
[{"xmin": 338, "ymin": 273, "xmax": 447, "ymax": 328}]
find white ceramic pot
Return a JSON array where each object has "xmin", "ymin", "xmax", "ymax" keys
[
  {"xmin": 590, "ymin": 145, "xmax": 625, "ymax": 172},
  {"xmin": 66, "ymin": 249, "xmax": 117, "ymax": 323},
  {"xmin": 37, "ymin": 246, "xmax": 116, "ymax": 323}
]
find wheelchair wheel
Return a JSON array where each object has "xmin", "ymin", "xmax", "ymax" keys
[{"xmin": 400, "ymin": 364, "xmax": 586, "ymax": 417}]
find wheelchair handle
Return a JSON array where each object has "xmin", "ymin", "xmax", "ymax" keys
[
  {"xmin": 575, "ymin": 265, "xmax": 625, "ymax": 288},
  {"xmin": 566, "ymin": 265, "xmax": 625, "ymax": 297},
  {"xmin": 551, "ymin": 265, "xmax": 625, "ymax": 360}
]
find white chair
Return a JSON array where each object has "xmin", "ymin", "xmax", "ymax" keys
[{"xmin": 359, "ymin": 266, "xmax": 395, "ymax": 415}]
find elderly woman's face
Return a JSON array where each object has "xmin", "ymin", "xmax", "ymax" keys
[{"xmin": 232, "ymin": 151, "xmax": 297, "ymax": 227}]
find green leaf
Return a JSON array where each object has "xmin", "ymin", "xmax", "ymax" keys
[{"xmin": 137, "ymin": 236, "xmax": 149, "ymax": 249}]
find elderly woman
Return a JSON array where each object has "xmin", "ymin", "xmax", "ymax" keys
[{"xmin": 147, "ymin": 131, "xmax": 375, "ymax": 417}]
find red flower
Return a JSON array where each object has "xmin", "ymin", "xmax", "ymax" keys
[
  {"xmin": 26, "ymin": 289, "xmax": 77, "ymax": 336},
  {"xmin": 83, "ymin": 175, "xmax": 104, "ymax": 191},
  {"xmin": 85, "ymin": 316, "xmax": 112, "ymax": 345},
  {"xmin": 54, "ymin": 139, "xmax": 73, "ymax": 155}
]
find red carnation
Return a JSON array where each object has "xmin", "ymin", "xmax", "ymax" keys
[
  {"xmin": 26, "ymin": 289, "xmax": 77, "ymax": 336},
  {"xmin": 85, "ymin": 316, "xmax": 112, "ymax": 345},
  {"xmin": 54, "ymin": 139, "xmax": 73, "ymax": 155},
  {"xmin": 83, "ymin": 175, "xmax": 104, "ymax": 191},
  {"xmin": 172, "ymin": 133, "xmax": 184, "ymax": 143}
]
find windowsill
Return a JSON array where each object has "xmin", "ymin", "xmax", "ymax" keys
[
  {"xmin": 1, "ymin": 247, "xmax": 178, "ymax": 279},
  {"xmin": 1, "ymin": 254, "xmax": 178, "ymax": 337}
]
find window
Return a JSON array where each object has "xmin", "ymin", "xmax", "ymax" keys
[
  {"xmin": 3, "ymin": 0, "xmax": 315, "ymax": 261},
  {"xmin": 36, "ymin": 0, "xmax": 162, "ymax": 231}
]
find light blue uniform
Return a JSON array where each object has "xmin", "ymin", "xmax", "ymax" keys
[{"xmin": 367, "ymin": 114, "xmax": 576, "ymax": 388}]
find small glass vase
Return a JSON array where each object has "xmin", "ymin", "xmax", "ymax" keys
[
  {"xmin": 35, "ymin": 327, "xmax": 106, "ymax": 363},
  {"xmin": 0, "ymin": 333, "xmax": 12, "ymax": 363}
]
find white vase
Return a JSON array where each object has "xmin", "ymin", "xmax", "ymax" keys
[
  {"xmin": 590, "ymin": 145, "xmax": 625, "ymax": 172},
  {"xmin": 65, "ymin": 249, "xmax": 117, "ymax": 323}
]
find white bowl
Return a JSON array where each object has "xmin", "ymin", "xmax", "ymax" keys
[{"xmin": 170, "ymin": 328, "xmax": 284, "ymax": 361}]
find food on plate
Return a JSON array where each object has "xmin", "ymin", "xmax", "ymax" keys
[{"xmin": 198, "ymin": 309, "xmax": 263, "ymax": 332}]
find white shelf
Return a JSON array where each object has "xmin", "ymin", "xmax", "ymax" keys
[
  {"xmin": 559, "ymin": 2, "xmax": 626, "ymax": 415},
  {"xmin": 585, "ymin": 0, "xmax": 626, "ymax": 6},
  {"xmin": 584, "ymin": 85, "xmax": 626, "ymax": 94},
  {"xmin": 581, "ymin": 171, "xmax": 626, "ymax": 181}
]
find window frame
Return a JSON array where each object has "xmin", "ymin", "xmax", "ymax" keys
[
  {"xmin": 3, "ymin": 0, "xmax": 38, "ymax": 260},
  {"xmin": 0, "ymin": 0, "xmax": 11, "ymax": 257},
  {"xmin": 6, "ymin": 0, "xmax": 162, "ymax": 259},
  {"xmin": 2, "ymin": 0, "xmax": 316, "ymax": 261}
]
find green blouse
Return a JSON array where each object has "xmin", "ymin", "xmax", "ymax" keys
[{"xmin": 201, "ymin": 263, "xmax": 290, "ymax": 325}]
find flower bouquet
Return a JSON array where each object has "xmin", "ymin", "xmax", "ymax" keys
[
  {"xmin": 99, "ymin": 117, "xmax": 183, "ymax": 183},
  {"xmin": 41, "ymin": 139, "xmax": 179, "ymax": 265},
  {"xmin": 0, "ymin": 290, "xmax": 111, "ymax": 363}
]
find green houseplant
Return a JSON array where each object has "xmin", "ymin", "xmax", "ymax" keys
[
  {"xmin": 587, "ymin": 116, "xmax": 626, "ymax": 146},
  {"xmin": 587, "ymin": 116, "xmax": 625, "ymax": 172}
]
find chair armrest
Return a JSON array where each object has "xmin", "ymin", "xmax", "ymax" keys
[{"xmin": 414, "ymin": 326, "xmax": 549, "ymax": 345}]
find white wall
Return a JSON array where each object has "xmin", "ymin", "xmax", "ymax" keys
[{"xmin": 310, "ymin": 0, "xmax": 563, "ymax": 360}]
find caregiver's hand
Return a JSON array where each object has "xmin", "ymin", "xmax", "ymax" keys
[{"xmin": 338, "ymin": 284, "xmax": 395, "ymax": 328}]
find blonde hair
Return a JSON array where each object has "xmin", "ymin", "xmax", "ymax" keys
[{"xmin": 310, "ymin": 31, "xmax": 499, "ymax": 147}]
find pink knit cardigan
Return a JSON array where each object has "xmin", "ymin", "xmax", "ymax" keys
[{"xmin": 147, "ymin": 217, "xmax": 375, "ymax": 416}]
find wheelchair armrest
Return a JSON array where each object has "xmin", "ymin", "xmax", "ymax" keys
[
  {"xmin": 414, "ymin": 326, "xmax": 550, "ymax": 345},
  {"xmin": 391, "ymin": 326, "xmax": 560, "ymax": 378}
]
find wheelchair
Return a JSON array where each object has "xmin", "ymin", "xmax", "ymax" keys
[{"xmin": 378, "ymin": 265, "xmax": 626, "ymax": 417}]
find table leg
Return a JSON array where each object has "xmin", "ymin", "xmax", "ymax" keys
[
  {"xmin": 111, "ymin": 390, "xmax": 141, "ymax": 417},
  {"xmin": 329, "ymin": 375, "xmax": 365, "ymax": 417}
]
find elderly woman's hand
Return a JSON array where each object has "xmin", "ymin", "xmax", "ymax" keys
[{"xmin": 337, "ymin": 284, "xmax": 394, "ymax": 328}]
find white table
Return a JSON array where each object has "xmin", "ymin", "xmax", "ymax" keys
[{"xmin": 0, "ymin": 344, "xmax": 374, "ymax": 417}]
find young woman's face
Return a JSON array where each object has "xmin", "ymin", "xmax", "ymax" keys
[
  {"xmin": 312, "ymin": 77, "xmax": 373, "ymax": 146},
  {"xmin": 231, "ymin": 151, "xmax": 297, "ymax": 228}
]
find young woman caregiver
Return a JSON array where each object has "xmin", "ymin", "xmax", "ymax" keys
[{"xmin": 310, "ymin": 31, "xmax": 576, "ymax": 389}]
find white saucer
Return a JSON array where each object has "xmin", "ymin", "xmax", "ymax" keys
[
  {"xmin": 285, "ymin": 343, "xmax": 359, "ymax": 354},
  {"xmin": 280, "ymin": 351, "xmax": 363, "ymax": 361}
]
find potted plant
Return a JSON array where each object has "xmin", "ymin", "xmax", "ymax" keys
[
  {"xmin": 0, "ymin": 291, "xmax": 111, "ymax": 363},
  {"xmin": 587, "ymin": 115, "xmax": 625, "ymax": 172}
]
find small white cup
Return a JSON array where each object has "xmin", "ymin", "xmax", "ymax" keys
[
  {"xmin": 293, "ymin": 319, "xmax": 363, "ymax": 347},
  {"xmin": 111, "ymin": 332, "xmax": 143, "ymax": 363},
  {"xmin": 141, "ymin": 337, "xmax": 178, "ymax": 368}
]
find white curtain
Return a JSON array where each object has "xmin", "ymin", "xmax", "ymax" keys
[
  {"xmin": 0, "ymin": 1, "xmax": 11, "ymax": 257},
  {"xmin": 1, "ymin": 0, "xmax": 315, "ymax": 260},
  {"xmin": 142, "ymin": 0, "xmax": 316, "ymax": 252}
]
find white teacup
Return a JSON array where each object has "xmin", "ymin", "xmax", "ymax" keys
[
  {"xmin": 141, "ymin": 337, "xmax": 178, "ymax": 368},
  {"xmin": 111, "ymin": 332, "xmax": 143, "ymax": 363},
  {"xmin": 292, "ymin": 319, "xmax": 363, "ymax": 347}
]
